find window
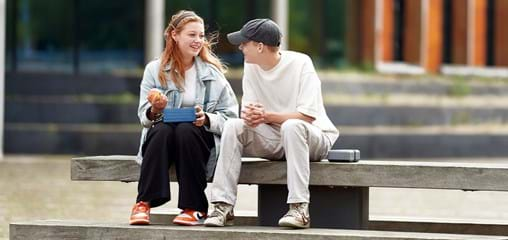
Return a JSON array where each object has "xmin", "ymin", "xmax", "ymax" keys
[
  {"xmin": 289, "ymin": 0, "xmax": 348, "ymax": 69},
  {"xmin": 166, "ymin": 0, "xmax": 271, "ymax": 67},
  {"xmin": 6, "ymin": 0, "xmax": 144, "ymax": 74},
  {"xmin": 78, "ymin": 0, "xmax": 144, "ymax": 73},
  {"xmin": 13, "ymin": 0, "xmax": 74, "ymax": 73}
]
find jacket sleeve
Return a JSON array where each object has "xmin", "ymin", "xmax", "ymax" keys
[
  {"xmin": 138, "ymin": 62, "xmax": 158, "ymax": 128},
  {"xmin": 204, "ymin": 80, "xmax": 239, "ymax": 135}
]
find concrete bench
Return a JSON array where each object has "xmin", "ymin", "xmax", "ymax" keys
[{"xmin": 71, "ymin": 155, "xmax": 508, "ymax": 235}]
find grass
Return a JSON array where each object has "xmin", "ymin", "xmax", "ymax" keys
[
  {"xmin": 77, "ymin": 92, "xmax": 138, "ymax": 104},
  {"xmin": 448, "ymin": 78, "xmax": 472, "ymax": 97}
]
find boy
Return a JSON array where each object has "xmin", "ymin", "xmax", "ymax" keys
[{"xmin": 204, "ymin": 19, "xmax": 338, "ymax": 228}]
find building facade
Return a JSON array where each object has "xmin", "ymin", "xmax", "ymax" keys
[
  {"xmin": 366, "ymin": 0, "xmax": 508, "ymax": 76},
  {"xmin": 5, "ymin": 0, "xmax": 507, "ymax": 77},
  {"xmin": 2, "ymin": 0, "xmax": 508, "ymax": 156}
]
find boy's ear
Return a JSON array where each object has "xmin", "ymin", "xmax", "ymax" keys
[{"xmin": 257, "ymin": 42, "xmax": 264, "ymax": 53}]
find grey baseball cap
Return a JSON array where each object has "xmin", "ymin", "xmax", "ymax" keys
[{"xmin": 227, "ymin": 19, "xmax": 282, "ymax": 46}]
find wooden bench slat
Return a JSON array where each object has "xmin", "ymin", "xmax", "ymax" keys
[{"xmin": 71, "ymin": 156, "xmax": 508, "ymax": 191}]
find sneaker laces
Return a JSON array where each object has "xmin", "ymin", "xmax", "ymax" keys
[
  {"xmin": 284, "ymin": 203, "xmax": 309, "ymax": 223},
  {"xmin": 132, "ymin": 202, "xmax": 150, "ymax": 214},
  {"xmin": 209, "ymin": 203, "xmax": 232, "ymax": 218}
]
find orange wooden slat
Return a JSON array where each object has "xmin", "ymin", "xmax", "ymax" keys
[
  {"xmin": 470, "ymin": 0, "xmax": 487, "ymax": 66},
  {"xmin": 423, "ymin": 0, "xmax": 444, "ymax": 72},
  {"xmin": 380, "ymin": 0, "xmax": 394, "ymax": 62},
  {"xmin": 361, "ymin": 0, "xmax": 376, "ymax": 64},
  {"xmin": 451, "ymin": 0, "xmax": 468, "ymax": 64},
  {"xmin": 494, "ymin": 0, "xmax": 508, "ymax": 66},
  {"xmin": 403, "ymin": 0, "xmax": 422, "ymax": 64},
  {"xmin": 345, "ymin": 0, "xmax": 361, "ymax": 64}
]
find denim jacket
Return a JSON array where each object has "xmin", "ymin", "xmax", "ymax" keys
[{"xmin": 136, "ymin": 56, "xmax": 239, "ymax": 180}]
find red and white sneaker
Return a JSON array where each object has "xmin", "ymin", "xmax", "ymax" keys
[
  {"xmin": 172, "ymin": 209, "xmax": 207, "ymax": 226},
  {"xmin": 129, "ymin": 201, "xmax": 150, "ymax": 225}
]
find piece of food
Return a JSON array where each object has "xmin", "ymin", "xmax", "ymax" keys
[{"xmin": 149, "ymin": 89, "xmax": 163, "ymax": 102}]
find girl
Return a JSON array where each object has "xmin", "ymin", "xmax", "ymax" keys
[{"xmin": 130, "ymin": 10, "xmax": 238, "ymax": 226}]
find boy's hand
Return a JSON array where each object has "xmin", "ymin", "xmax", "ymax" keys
[{"xmin": 242, "ymin": 103, "xmax": 265, "ymax": 127}]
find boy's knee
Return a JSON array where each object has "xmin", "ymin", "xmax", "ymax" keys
[
  {"xmin": 224, "ymin": 118, "xmax": 246, "ymax": 133},
  {"xmin": 280, "ymin": 119, "xmax": 306, "ymax": 135}
]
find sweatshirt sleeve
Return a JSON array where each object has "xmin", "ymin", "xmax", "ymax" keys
[
  {"xmin": 296, "ymin": 58, "xmax": 321, "ymax": 119},
  {"xmin": 203, "ymin": 71, "xmax": 239, "ymax": 135},
  {"xmin": 138, "ymin": 61, "xmax": 158, "ymax": 128}
]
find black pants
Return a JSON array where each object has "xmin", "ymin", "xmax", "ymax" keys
[{"xmin": 137, "ymin": 122, "xmax": 214, "ymax": 212}]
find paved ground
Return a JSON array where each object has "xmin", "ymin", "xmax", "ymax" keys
[{"xmin": 2, "ymin": 155, "xmax": 508, "ymax": 239}]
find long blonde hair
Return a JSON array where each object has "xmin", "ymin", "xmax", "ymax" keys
[{"xmin": 158, "ymin": 10, "xmax": 225, "ymax": 88}]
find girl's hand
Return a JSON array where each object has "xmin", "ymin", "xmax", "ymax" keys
[
  {"xmin": 194, "ymin": 105, "xmax": 207, "ymax": 127},
  {"xmin": 147, "ymin": 89, "xmax": 168, "ymax": 113}
]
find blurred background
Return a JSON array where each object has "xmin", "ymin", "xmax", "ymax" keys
[
  {"xmin": 3, "ymin": 0, "xmax": 508, "ymax": 157},
  {"xmin": 2, "ymin": 0, "xmax": 508, "ymax": 239}
]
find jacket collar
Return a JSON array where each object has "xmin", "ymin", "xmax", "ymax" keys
[{"xmin": 162, "ymin": 56, "xmax": 215, "ymax": 82}]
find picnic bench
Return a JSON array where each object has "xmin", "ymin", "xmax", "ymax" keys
[{"xmin": 70, "ymin": 155, "xmax": 508, "ymax": 235}]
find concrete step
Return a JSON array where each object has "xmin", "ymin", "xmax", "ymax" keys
[
  {"xmin": 150, "ymin": 212, "xmax": 508, "ymax": 236},
  {"xmin": 6, "ymin": 100, "xmax": 138, "ymax": 123},
  {"xmin": 4, "ymin": 123, "xmax": 140, "ymax": 155},
  {"xmin": 369, "ymin": 216, "xmax": 508, "ymax": 237},
  {"xmin": 325, "ymin": 104, "xmax": 508, "ymax": 126},
  {"xmin": 323, "ymin": 94, "xmax": 508, "ymax": 126},
  {"xmin": 8, "ymin": 71, "xmax": 508, "ymax": 98},
  {"xmin": 319, "ymin": 72, "xmax": 508, "ymax": 96},
  {"xmin": 6, "ymin": 72, "xmax": 141, "ymax": 95},
  {"xmin": 7, "ymin": 95, "xmax": 508, "ymax": 125},
  {"xmin": 150, "ymin": 210, "xmax": 258, "ymax": 226},
  {"xmin": 336, "ymin": 125, "xmax": 508, "ymax": 158},
  {"xmin": 6, "ymin": 123, "xmax": 508, "ymax": 158},
  {"xmin": 323, "ymin": 94, "xmax": 508, "ymax": 108},
  {"xmin": 10, "ymin": 220, "xmax": 506, "ymax": 240}
]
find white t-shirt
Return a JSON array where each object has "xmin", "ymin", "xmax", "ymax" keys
[
  {"xmin": 182, "ymin": 64, "xmax": 197, "ymax": 107},
  {"xmin": 242, "ymin": 50, "xmax": 339, "ymax": 144}
]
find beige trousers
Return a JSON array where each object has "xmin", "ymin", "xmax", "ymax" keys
[{"xmin": 210, "ymin": 118, "xmax": 332, "ymax": 205}]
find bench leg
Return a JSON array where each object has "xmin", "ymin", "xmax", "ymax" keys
[{"xmin": 258, "ymin": 184, "xmax": 369, "ymax": 229}]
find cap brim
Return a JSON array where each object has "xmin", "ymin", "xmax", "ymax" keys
[{"xmin": 227, "ymin": 31, "xmax": 249, "ymax": 45}]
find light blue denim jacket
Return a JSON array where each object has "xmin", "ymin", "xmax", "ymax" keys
[{"xmin": 136, "ymin": 56, "xmax": 239, "ymax": 180}]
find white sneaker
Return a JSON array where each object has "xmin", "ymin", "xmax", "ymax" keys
[
  {"xmin": 204, "ymin": 202, "xmax": 234, "ymax": 227},
  {"xmin": 278, "ymin": 202, "xmax": 310, "ymax": 229}
]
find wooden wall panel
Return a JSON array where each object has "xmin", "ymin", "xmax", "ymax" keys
[
  {"xmin": 451, "ymin": 0, "xmax": 468, "ymax": 64},
  {"xmin": 361, "ymin": 0, "xmax": 376, "ymax": 64},
  {"xmin": 346, "ymin": 0, "xmax": 376, "ymax": 65},
  {"xmin": 380, "ymin": 0, "xmax": 395, "ymax": 61},
  {"xmin": 494, "ymin": 0, "xmax": 508, "ymax": 66},
  {"xmin": 345, "ymin": 0, "xmax": 361, "ymax": 64},
  {"xmin": 470, "ymin": 0, "xmax": 487, "ymax": 66},
  {"xmin": 403, "ymin": 0, "xmax": 422, "ymax": 64},
  {"xmin": 423, "ymin": 0, "xmax": 444, "ymax": 72}
]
